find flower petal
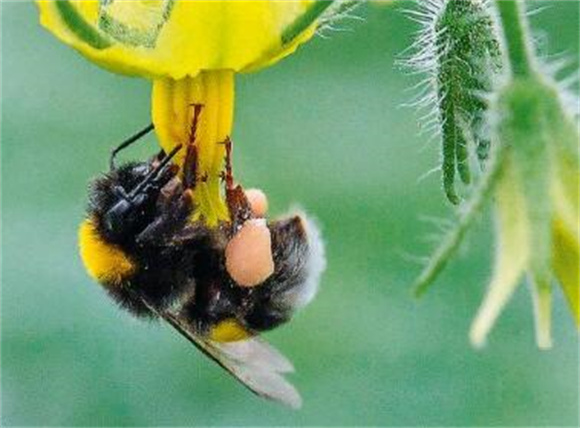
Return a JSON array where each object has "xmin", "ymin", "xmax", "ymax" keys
[
  {"xmin": 552, "ymin": 218, "xmax": 580, "ymax": 326},
  {"xmin": 551, "ymin": 141, "xmax": 580, "ymax": 326},
  {"xmin": 470, "ymin": 164, "xmax": 530, "ymax": 348},
  {"xmin": 37, "ymin": 0, "xmax": 320, "ymax": 79}
]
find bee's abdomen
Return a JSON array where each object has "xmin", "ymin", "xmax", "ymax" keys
[
  {"xmin": 244, "ymin": 214, "xmax": 326, "ymax": 332},
  {"xmin": 245, "ymin": 305, "xmax": 290, "ymax": 332}
]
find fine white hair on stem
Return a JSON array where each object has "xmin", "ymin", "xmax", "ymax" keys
[
  {"xmin": 417, "ymin": 164, "xmax": 442, "ymax": 184},
  {"xmin": 397, "ymin": 249, "xmax": 430, "ymax": 266},
  {"xmin": 317, "ymin": 0, "xmax": 366, "ymax": 38},
  {"xmin": 419, "ymin": 214, "xmax": 455, "ymax": 231},
  {"xmin": 525, "ymin": 2, "xmax": 551, "ymax": 18}
]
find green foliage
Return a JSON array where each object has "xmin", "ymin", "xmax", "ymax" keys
[{"xmin": 412, "ymin": 0, "xmax": 580, "ymax": 349}]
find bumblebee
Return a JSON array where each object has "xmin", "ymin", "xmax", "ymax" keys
[{"xmin": 78, "ymin": 114, "xmax": 325, "ymax": 408}]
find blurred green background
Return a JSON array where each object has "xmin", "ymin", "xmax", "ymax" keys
[{"xmin": 2, "ymin": 1, "xmax": 579, "ymax": 426}]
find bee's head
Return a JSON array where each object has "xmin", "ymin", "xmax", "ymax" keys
[{"xmin": 87, "ymin": 159, "xmax": 177, "ymax": 245}]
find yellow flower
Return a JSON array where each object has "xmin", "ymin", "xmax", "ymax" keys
[
  {"xmin": 413, "ymin": 1, "xmax": 578, "ymax": 349},
  {"xmin": 415, "ymin": 76, "xmax": 579, "ymax": 349},
  {"xmin": 37, "ymin": 0, "xmax": 335, "ymax": 225},
  {"xmin": 470, "ymin": 78, "xmax": 579, "ymax": 349}
]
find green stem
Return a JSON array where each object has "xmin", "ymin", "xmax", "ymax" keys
[
  {"xmin": 494, "ymin": 0, "xmax": 535, "ymax": 77},
  {"xmin": 414, "ymin": 143, "xmax": 506, "ymax": 297}
]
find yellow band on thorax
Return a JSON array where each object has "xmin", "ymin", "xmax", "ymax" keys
[{"xmin": 78, "ymin": 218, "xmax": 136, "ymax": 286}]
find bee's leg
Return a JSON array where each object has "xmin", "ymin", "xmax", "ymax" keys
[
  {"xmin": 180, "ymin": 104, "xmax": 204, "ymax": 189},
  {"xmin": 217, "ymin": 136, "xmax": 252, "ymax": 229},
  {"xmin": 109, "ymin": 123, "xmax": 154, "ymax": 170},
  {"xmin": 183, "ymin": 144, "xmax": 198, "ymax": 189},
  {"xmin": 136, "ymin": 188, "xmax": 196, "ymax": 246},
  {"xmin": 149, "ymin": 149, "xmax": 169, "ymax": 170},
  {"xmin": 225, "ymin": 185, "xmax": 253, "ymax": 231},
  {"xmin": 188, "ymin": 104, "xmax": 203, "ymax": 146},
  {"xmin": 220, "ymin": 136, "xmax": 234, "ymax": 191},
  {"xmin": 155, "ymin": 149, "xmax": 167, "ymax": 161}
]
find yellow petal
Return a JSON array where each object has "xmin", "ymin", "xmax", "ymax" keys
[
  {"xmin": 37, "ymin": 0, "xmax": 320, "ymax": 79},
  {"xmin": 470, "ymin": 164, "xmax": 530, "ymax": 348},
  {"xmin": 552, "ymin": 218, "xmax": 580, "ymax": 325},
  {"xmin": 551, "ymin": 146, "xmax": 580, "ymax": 326},
  {"xmin": 152, "ymin": 71, "xmax": 234, "ymax": 226}
]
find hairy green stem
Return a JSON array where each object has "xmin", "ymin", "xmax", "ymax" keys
[
  {"xmin": 495, "ymin": 0, "xmax": 535, "ymax": 77},
  {"xmin": 414, "ymin": 144, "xmax": 506, "ymax": 297}
]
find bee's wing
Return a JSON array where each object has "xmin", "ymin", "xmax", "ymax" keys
[
  {"xmin": 208, "ymin": 338, "xmax": 302, "ymax": 409},
  {"xmin": 154, "ymin": 306, "xmax": 302, "ymax": 409}
]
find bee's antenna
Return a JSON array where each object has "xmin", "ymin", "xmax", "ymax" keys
[
  {"xmin": 110, "ymin": 123, "xmax": 155, "ymax": 170},
  {"xmin": 127, "ymin": 144, "xmax": 182, "ymax": 200}
]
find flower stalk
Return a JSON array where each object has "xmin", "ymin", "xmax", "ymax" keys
[
  {"xmin": 495, "ymin": 0, "xmax": 534, "ymax": 77},
  {"xmin": 413, "ymin": 141, "xmax": 505, "ymax": 297}
]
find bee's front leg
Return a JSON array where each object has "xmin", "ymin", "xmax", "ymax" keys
[{"xmin": 136, "ymin": 185, "xmax": 195, "ymax": 246}]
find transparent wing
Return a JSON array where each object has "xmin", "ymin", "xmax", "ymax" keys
[
  {"xmin": 206, "ymin": 338, "xmax": 302, "ymax": 409},
  {"xmin": 143, "ymin": 299, "xmax": 302, "ymax": 409}
]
